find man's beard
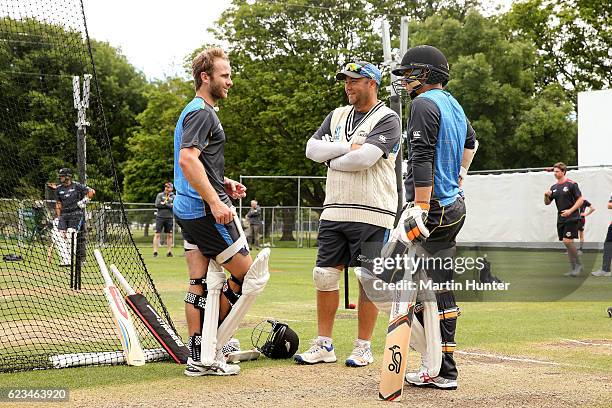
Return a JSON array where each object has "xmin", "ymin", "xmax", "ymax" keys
[{"xmin": 210, "ymin": 80, "xmax": 226, "ymax": 100}]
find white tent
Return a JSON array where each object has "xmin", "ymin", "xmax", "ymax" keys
[{"xmin": 458, "ymin": 167, "xmax": 612, "ymax": 246}]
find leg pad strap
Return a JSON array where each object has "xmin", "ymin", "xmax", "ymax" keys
[
  {"xmin": 184, "ymin": 292, "xmax": 207, "ymax": 310},
  {"xmin": 222, "ymin": 280, "xmax": 242, "ymax": 306}
]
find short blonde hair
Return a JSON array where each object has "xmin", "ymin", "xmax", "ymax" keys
[{"xmin": 192, "ymin": 47, "xmax": 228, "ymax": 90}]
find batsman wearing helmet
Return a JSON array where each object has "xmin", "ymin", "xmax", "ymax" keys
[
  {"xmin": 390, "ymin": 45, "xmax": 478, "ymax": 390},
  {"xmin": 295, "ymin": 61, "xmax": 401, "ymax": 367},
  {"xmin": 173, "ymin": 47, "xmax": 270, "ymax": 376}
]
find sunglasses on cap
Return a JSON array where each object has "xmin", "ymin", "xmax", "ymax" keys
[{"xmin": 344, "ymin": 62, "xmax": 365, "ymax": 73}]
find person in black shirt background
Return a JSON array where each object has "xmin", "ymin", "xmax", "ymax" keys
[
  {"xmin": 544, "ymin": 162, "xmax": 584, "ymax": 276},
  {"xmin": 51, "ymin": 167, "xmax": 95, "ymax": 266}
]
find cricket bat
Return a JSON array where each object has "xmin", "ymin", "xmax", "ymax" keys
[
  {"xmin": 379, "ymin": 245, "xmax": 418, "ymax": 401},
  {"xmin": 109, "ymin": 264, "xmax": 189, "ymax": 364},
  {"xmin": 93, "ymin": 249, "xmax": 145, "ymax": 366}
]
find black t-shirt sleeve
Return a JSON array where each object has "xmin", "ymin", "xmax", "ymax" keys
[
  {"xmin": 464, "ymin": 120, "xmax": 476, "ymax": 149},
  {"xmin": 572, "ymin": 183, "xmax": 582, "ymax": 201},
  {"xmin": 312, "ymin": 112, "xmax": 334, "ymax": 140},
  {"xmin": 408, "ymin": 97, "xmax": 440, "ymax": 187},
  {"xmin": 364, "ymin": 113, "xmax": 401, "ymax": 158},
  {"xmin": 181, "ymin": 109, "xmax": 213, "ymax": 150}
]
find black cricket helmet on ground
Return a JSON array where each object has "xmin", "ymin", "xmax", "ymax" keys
[
  {"xmin": 391, "ymin": 45, "xmax": 450, "ymax": 99},
  {"xmin": 251, "ymin": 319, "xmax": 299, "ymax": 359}
]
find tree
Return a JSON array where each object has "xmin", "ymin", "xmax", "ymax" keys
[
  {"xmin": 122, "ymin": 78, "xmax": 192, "ymax": 202},
  {"xmin": 504, "ymin": 0, "xmax": 611, "ymax": 104},
  {"xmin": 89, "ymin": 40, "xmax": 148, "ymax": 186},
  {"xmin": 509, "ymin": 84, "xmax": 577, "ymax": 167},
  {"xmin": 0, "ymin": 18, "xmax": 148, "ymax": 200},
  {"xmin": 213, "ymin": 0, "xmax": 388, "ymax": 215},
  {"xmin": 0, "ymin": 18, "xmax": 85, "ymax": 198},
  {"xmin": 408, "ymin": 11, "xmax": 577, "ymax": 168}
]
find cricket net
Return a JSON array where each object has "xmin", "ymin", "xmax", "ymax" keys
[{"xmin": 0, "ymin": 0, "xmax": 177, "ymax": 371}]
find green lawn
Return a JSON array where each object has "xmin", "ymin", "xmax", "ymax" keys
[{"xmin": 0, "ymin": 246, "xmax": 610, "ymax": 389}]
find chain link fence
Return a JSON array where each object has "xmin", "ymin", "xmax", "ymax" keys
[{"xmin": 102, "ymin": 203, "xmax": 322, "ymax": 249}]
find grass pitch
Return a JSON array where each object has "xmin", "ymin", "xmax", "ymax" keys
[{"xmin": 0, "ymin": 246, "xmax": 610, "ymax": 406}]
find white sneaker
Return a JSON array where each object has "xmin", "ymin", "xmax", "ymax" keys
[
  {"xmin": 184, "ymin": 357, "xmax": 210, "ymax": 377},
  {"xmin": 592, "ymin": 269, "xmax": 612, "ymax": 277},
  {"xmin": 345, "ymin": 341, "xmax": 374, "ymax": 367},
  {"xmin": 564, "ymin": 264, "xmax": 582, "ymax": 277},
  {"xmin": 183, "ymin": 350, "xmax": 241, "ymax": 377},
  {"xmin": 405, "ymin": 367, "xmax": 432, "ymax": 385},
  {"xmin": 207, "ymin": 356, "xmax": 241, "ymax": 376},
  {"xmin": 405, "ymin": 368, "xmax": 457, "ymax": 390},
  {"xmin": 294, "ymin": 339, "xmax": 337, "ymax": 364}
]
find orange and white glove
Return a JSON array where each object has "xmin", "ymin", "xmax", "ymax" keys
[{"xmin": 398, "ymin": 203, "xmax": 430, "ymax": 245}]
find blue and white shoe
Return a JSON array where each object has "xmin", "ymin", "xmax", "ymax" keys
[{"xmin": 294, "ymin": 339, "xmax": 337, "ymax": 364}]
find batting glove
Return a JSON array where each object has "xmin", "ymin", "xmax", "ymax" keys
[{"xmin": 398, "ymin": 204, "xmax": 429, "ymax": 245}]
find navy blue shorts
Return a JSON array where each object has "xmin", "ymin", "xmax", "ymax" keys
[
  {"xmin": 316, "ymin": 220, "xmax": 389, "ymax": 268},
  {"xmin": 175, "ymin": 215, "xmax": 248, "ymax": 261}
]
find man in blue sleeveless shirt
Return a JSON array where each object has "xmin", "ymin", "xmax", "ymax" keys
[
  {"xmin": 174, "ymin": 47, "xmax": 270, "ymax": 376},
  {"xmin": 391, "ymin": 45, "xmax": 479, "ymax": 390}
]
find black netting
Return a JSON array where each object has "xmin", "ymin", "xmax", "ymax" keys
[{"xmin": 0, "ymin": 0, "xmax": 177, "ymax": 371}]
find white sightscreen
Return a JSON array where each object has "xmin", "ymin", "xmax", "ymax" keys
[
  {"xmin": 578, "ymin": 89, "xmax": 612, "ymax": 167},
  {"xmin": 458, "ymin": 168, "xmax": 612, "ymax": 244}
]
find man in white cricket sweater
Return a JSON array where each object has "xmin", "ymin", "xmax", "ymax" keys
[{"xmin": 294, "ymin": 61, "xmax": 401, "ymax": 367}]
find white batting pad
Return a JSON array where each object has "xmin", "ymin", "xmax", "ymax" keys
[
  {"xmin": 216, "ymin": 248, "xmax": 270, "ymax": 348},
  {"xmin": 200, "ymin": 259, "xmax": 226, "ymax": 366}
]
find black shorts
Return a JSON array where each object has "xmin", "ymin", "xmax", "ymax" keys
[
  {"xmin": 316, "ymin": 220, "xmax": 389, "ymax": 268},
  {"xmin": 155, "ymin": 218, "xmax": 173, "ymax": 233},
  {"xmin": 421, "ymin": 197, "xmax": 466, "ymax": 254},
  {"xmin": 557, "ymin": 219, "xmax": 579, "ymax": 240},
  {"xmin": 58, "ymin": 214, "xmax": 83, "ymax": 231},
  {"xmin": 578, "ymin": 219, "xmax": 585, "ymax": 232},
  {"xmin": 175, "ymin": 215, "xmax": 248, "ymax": 261}
]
